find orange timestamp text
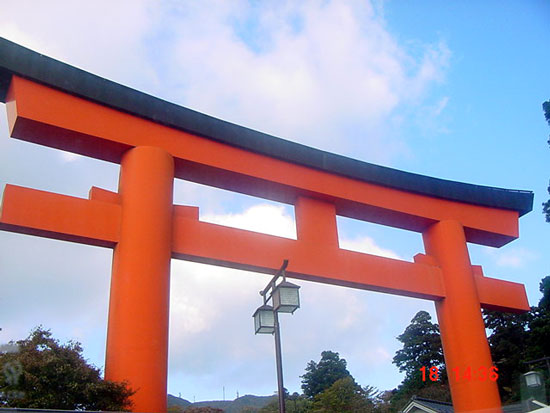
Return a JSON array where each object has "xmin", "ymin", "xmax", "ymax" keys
[{"xmin": 420, "ymin": 366, "xmax": 499, "ymax": 382}]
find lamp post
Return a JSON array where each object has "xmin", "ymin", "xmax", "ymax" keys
[
  {"xmin": 521, "ymin": 370, "xmax": 548, "ymax": 410},
  {"xmin": 524, "ymin": 371, "xmax": 544, "ymax": 388},
  {"xmin": 253, "ymin": 260, "xmax": 300, "ymax": 413}
]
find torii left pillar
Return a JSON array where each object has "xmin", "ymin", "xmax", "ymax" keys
[{"xmin": 105, "ymin": 146, "xmax": 174, "ymax": 413}]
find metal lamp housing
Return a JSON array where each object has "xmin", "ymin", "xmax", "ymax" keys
[
  {"xmin": 272, "ymin": 281, "xmax": 300, "ymax": 314},
  {"xmin": 253, "ymin": 304, "xmax": 275, "ymax": 334},
  {"xmin": 524, "ymin": 370, "xmax": 543, "ymax": 388}
]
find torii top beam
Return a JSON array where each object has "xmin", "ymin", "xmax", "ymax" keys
[
  {"xmin": 0, "ymin": 38, "xmax": 532, "ymax": 248},
  {"xmin": 0, "ymin": 37, "xmax": 532, "ymax": 312}
]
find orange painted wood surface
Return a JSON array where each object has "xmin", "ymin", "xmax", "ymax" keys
[
  {"xmin": 0, "ymin": 184, "xmax": 529, "ymax": 313},
  {"xmin": 472, "ymin": 265, "xmax": 530, "ymax": 313},
  {"xmin": 105, "ymin": 147, "xmax": 174, "ymax": 413},
  {"xmin": 424, "ymin": 220, "xmax": 502, "ymax": 412},
  {"xmin": 0, "ymin": 184, "xmax": 120, "ymax": 247},
  {"xmin": 6, "ymin": 76, "xmax": 519, "ymax": 247},
  {"xmin": 171, "ymin": 213, "xmax": 445, "ymax": 300}
]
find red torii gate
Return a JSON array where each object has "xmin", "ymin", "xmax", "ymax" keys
[{"xmin": 0, "ymin": 38, "xmax": 533, "ymax": 413}]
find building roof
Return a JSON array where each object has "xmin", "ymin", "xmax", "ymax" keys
[
  {"xmin": 402, "ymin": 396, "xmax": 454, "ymax": 413},
  {"xmin": 0, "ymin": 37, "xmax": 533, "ymax": 216},
  {"xmin": 402, "ymin": 396, "xmax": 538, "ymax": 413}
]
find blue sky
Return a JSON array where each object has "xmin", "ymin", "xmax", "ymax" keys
[{"xmin": 0, "ymin": 0, "xmax": 549, "ymax": 403}]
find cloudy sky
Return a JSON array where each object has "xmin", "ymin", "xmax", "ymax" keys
[{"xmin": 1, "ymin": 0, "xmax": 549, "ymax": 402}]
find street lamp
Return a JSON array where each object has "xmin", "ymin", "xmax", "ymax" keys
[
  {"xmin": 253, "ymin": 259, "xmax": 300, "ymax": 413},
  {"xmin": 253, "ymin": 304, "xmax": 275, "ymax": 334},
  {"xmin": 272, "ymin": 281, "xmax": 300, "ymax": 314},
  {"xmin": 521, "ymin": 370, "xmax": 547, "ymax": 410},
  {"xmin": 524, "ymin": 371, "xmax": 544, "ymax": 388}
]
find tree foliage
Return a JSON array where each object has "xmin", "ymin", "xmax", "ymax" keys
[
  {"xmin": 301, "ymin": 351, "xmax": 352, "ymax": 399},
  {"xmin": 259, "ymin": 392, "xmax": 311, "ymax": 413},
  {"xmin": 483, "ymin": 309, "xmax": 530, "ymax": 403},
  {"xmin": 0, "ymin": 326, "xmax": 134, "ymax": 411},
  {"xmin": 289, "ymin": 275, "xmax": 550, "ymax": 412},
  {"xmin": 388, "ymin": 311, "xmax": 450, "ymax": 410},
  {"xmin": 526, "ymin": 276, "xmax": 550, "ymax": 361},
  {"xmin": 311, "ymin": 376, "xmax": 377, "ymax": 413},
  {"xmin": 393, "ymin": 311, "xmax": 445, "ymax": 380},
  {"xmin": 483, "ymin": 275, "xmax": 550, "ymax": 403}
]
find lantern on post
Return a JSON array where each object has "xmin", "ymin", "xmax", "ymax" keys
[
  {"xmin": 520, "ymin": 370, "xmax": 547, "ymax": 409},
  {"xmin": 272, "ymin": 280, "xmax": 300, "ymax": 314},
  {"xmin": 524, "ymin": 371, "xmax": 544, "ymax": 388},
  {"xmin": 252, "ymin": 259, "xmax": 300, "ymax": 413},
  {"xmin": 253, "ymin": 304, "xmax": 276, "ymax": 334}
]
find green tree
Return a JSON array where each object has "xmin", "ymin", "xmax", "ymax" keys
[
  {"xmin": 542, "ymin": 100, "xmax": 550, "ymax": 222},
  {"xmin": 393, "ymin": 311, "xmax": 445, "ymax": 380},
  {"xmin": 259, "ymin": 392, "xmax": 311, "ymax": 413},
  {"xmin": 301, "ymin": 351, "xmax": 352, "ymax": 399},
  {"xmin": 311, "ymin": 376, "xmax": 376, "ymax": 413},
  {"xmin": 0, "ymin": 326, "xmax": 134, "ymax": 410},
  {"xmin": 242, "ymin": 407, "xmax": 262, "ymax": 413},
  {"xmin": 372, "ymin": 390, "xmax": 395, "ymax": 413},
  {"xmin": 525, "ymin": 276, "xmax": 550, "ymax": 401},
  {"xmin": 389, "ymin": 311, "xmax": 450, "ymax": 410},
  {"xmin": 483, "ymin": 309, "xmax": 530, "ymax": 403},
  {"xmin": 480, "ymin": 276, "xmax": 550, "ymax": 404},
  {"xmin": 383, "ymin": 278, "xmax": 550, "ymax": 410},
  {"xmin": 526, "ymin": 276, "xmax": 550, "ymax": 363}
]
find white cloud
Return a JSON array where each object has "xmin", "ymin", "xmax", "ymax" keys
[
  {"xmin": 0, "ymin": 0, "xmax": 450, "ymax": 401},
  {"xmin": 340, "ymin": 236, "xmax": 401, "ymax": 259},
  {"xmin": 0, "ymin": 0, "xmax": 159, "ymax": 93},
  {"xmin": 151, "ymin": 1, "xmax": 449, "ymax": 162},
  {"xmin": 201, "ymin": 204, "xmax": 297, "ymax": 239},
  {"xmin": 485, "ymin": 247, "xmax": 537, "ymax": 268},
  {"xmin": 0, "ymin": 0, "xmax": 450, "ymax": 167},
  {"xmin": 362, "ymin": 346, "xmax": 393, "ymax": 365}
]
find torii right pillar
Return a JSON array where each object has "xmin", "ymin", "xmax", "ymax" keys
[{"xmin": 424, "ymin": 220, "xmax": 501, "ymax": 412}]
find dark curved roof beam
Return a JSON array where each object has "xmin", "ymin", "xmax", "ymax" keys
[{"xmin": 0, "ymin": 37, "xmax": 533, "ymax": 248}]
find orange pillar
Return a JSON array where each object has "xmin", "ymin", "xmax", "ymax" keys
[
  {"xmin": 295, "ymin": 196, "xmax": 339, "ymax": 248},
  {"xmin": 423, "ymin": 220, "xmax": 501, "ymax": 413},
  {"xmin": 105, "ymin": 146, "xmax": 174, "ymax": 413}
]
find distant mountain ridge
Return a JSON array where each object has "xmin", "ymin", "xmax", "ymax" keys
[
  {"xmin": 168, "ymin": 393, "xmax": 276, "ymax": 412},
  {"xmin": 167, "ymin": 394, "xmax": 192, "ymax": 407}
]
